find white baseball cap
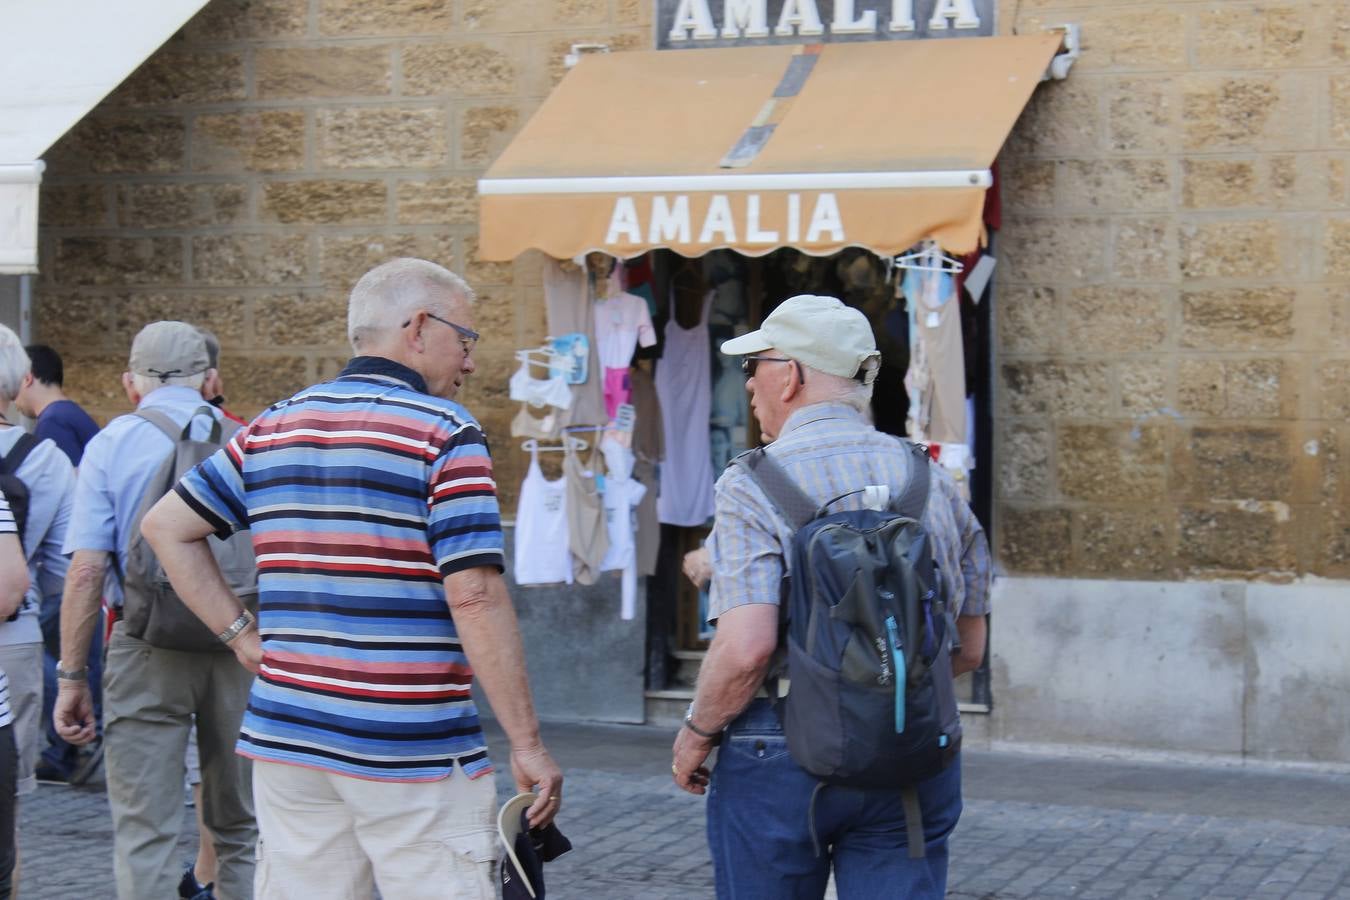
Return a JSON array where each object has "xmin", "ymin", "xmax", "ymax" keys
[{"xmin": 720, "ymin": 294, "xmax": 880, "ymax": 383}]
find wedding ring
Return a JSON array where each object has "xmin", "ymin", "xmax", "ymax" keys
[{"xmin": 671, "ymin": 763, "xmax": 680, "ymax": 776}]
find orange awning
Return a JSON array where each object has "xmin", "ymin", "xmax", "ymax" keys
[{"xmin": 478, "ymin": 34, "xmax": 1063, "ymax": 261}]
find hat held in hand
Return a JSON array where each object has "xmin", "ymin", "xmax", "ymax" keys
[{"xmin": 499, "ymin": 792, "xmax": 572, "ymax": 900}]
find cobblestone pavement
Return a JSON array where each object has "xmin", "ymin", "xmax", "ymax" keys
[{"xmin": 18, "ymin": 721, "xmax": 1350, "ymax": 898}]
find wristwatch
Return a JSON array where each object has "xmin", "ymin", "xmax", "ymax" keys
[
  {"xmin": 683, "ymin": 705, "xmax": 723, "ymax": 745},
  {"xmin": 55, "ymin": 662, "xmax": 88, "ymax": 682},
  {"xmin": 216, "ymin": 610, "xmax": 254, "ymax": 645}
]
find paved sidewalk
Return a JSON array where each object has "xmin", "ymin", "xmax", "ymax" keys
[{"xmin": 18, "ymin": 719, "xmax": 1350, "ymax": 898}]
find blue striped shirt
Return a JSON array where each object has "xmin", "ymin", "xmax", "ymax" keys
[{"xmin": 176, "ymin": 357, "xmax": 505, "ymax": 782}]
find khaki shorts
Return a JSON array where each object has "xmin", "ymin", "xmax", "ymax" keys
[{"xmin": 253, "ymin": 758, "xmax": 498, "ymax": 900}]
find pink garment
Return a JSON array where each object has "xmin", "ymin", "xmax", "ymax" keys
[
  {"xmin": 594, "ymin": 291, "xmax": 657, "ymax": 370},
  {"xmin": 603, "ymin": 367, "xmax": 632, "ymax": 421}
]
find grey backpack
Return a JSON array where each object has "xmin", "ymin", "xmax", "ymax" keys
[
  {"xmin": 735, "ymin": 441, "xmax": 961, "ymax": 858},
  {"xmin": 119, "ymin": 407, "xmax": 258, "ymax": 653}
]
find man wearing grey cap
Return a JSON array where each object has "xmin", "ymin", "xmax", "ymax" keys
[
  {"xmin": 670, "ymin": 295, "xmax": 992, "ymax": 899},
  {"xmin": 53, "ymin": 321, "xmax": 256, "ymax": 900}
]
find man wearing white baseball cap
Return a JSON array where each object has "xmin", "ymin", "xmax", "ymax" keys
[{"xmin": 671, "ymin": 294, "xmax": 992, "ymax": 898}]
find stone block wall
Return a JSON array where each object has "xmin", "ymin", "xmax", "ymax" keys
[
  {"xmin": 996, "ymin": 0, "xmax": 1350, "ymax": 580},
  {"xmin": 35, "ymin": 0, "xmax": 650, "ymax": 510}
]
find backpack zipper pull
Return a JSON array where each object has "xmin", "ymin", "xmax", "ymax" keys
[{"xmin": 886, "ymin": 615, "xmax": 905, "ymax": 734}]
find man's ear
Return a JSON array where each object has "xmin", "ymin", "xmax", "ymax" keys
[
  {"xmin": 121, "ymin": 372, "xmax": 141, "ymax": 407},
  {"xmin": 19, "ymin": 372, "xmax": 33, "ymax": 390},
  {"xmin": 779, "ymin": 361, "xmax": 803, "ymax": 404},
  {"xmin": 404, "ymin": 311, "xmax": 427, "ymax": 353}
]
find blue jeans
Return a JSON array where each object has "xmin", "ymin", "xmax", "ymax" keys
[
  {"xmin": 706, "ymin": 699, "xmax": 962, "ymax": 900},
  {"xmin": 39, "ymin": 600, "xmax": 103, "ymax": 774}
]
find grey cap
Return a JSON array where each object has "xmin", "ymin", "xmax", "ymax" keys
[{"xmin": 129, "ymin": 321, "xmax": 209, "ymax": 382}]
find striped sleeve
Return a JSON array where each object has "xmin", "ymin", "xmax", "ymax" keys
[
  {"xmin": 0, "ymin": 493, "xmax": 15, "ymax": 534},
  {"xmin": 427, "ymin": 422, "xmax": 504, "ymax": 577},
  {"xmin": 175, "ymin": 426, "xmax": 250, "ymax": 538}
]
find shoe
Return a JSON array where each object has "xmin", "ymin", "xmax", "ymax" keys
[
  {"xmin": 178, "ymin": 866, "xmax": 214, "ymax": 899},
  {"xmin": 35, "ymin": 762, "xmax": 70, "ymax": 786},
  {"xmin": 67, "ymin": 738, "xmax": 104, "ymax": 786}
]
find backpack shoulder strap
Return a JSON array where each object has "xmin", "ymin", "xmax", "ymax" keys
[
  {"xmin": 894, "ymin": 442, "xmax": 931, "ymax": 521},
  {"xmin": 1, "ymin": 432, "xmax": 40, "ymax": 476},
  {"xmin": 134, "ymin": 408, "xmax": 183, "ymax": 443},
  {"xmin": 732, "ymin": 448, "xmax": 817, "ymax": 530}
]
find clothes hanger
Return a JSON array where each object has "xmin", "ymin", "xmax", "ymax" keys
[
  {"xmin": 521, "ymin": 436, "xmax": 587, "ymax": 453},
  {"xmin": 894, "ymin": 240, "xmax": 964, "ymax": 274}
]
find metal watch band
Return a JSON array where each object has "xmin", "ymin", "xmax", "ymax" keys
[
  {"xmin": 55, "ymin": 663, "xmax": 88, "ymax": 681},
  {"xmin": 683, "ymin": 706, "xmax": 722, "ymax": 741},
  {"xmin": 216, "ymin": 610, "xmax": 254, "ymax": 644}
]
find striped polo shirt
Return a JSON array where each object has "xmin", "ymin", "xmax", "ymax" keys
[
  {"xmin": 176, "ymin": 357, "xmax": 504, "ymax": 782},
  {"xmin": 0, "ymin": 493, "xmax": 14, "ymax": 727}
]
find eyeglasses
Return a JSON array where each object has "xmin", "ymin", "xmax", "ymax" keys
[
  {"xmin": 404, "ymin": 312, "xmax": 479, "ymax": 356},
  {"xmin": 741, "ymin": 356, "xmax": 804, "ymax": 384}
]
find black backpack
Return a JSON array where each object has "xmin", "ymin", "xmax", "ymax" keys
[
  {"xmin": 0, "ymin": 433, "xmax": 40, "ymax": 622},
  {"xmin": 734, "ymin": 441, "xmax": 961, "ymax": 859}
]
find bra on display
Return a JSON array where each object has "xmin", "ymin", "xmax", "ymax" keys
[
  {"xmin": 509, "ymin": 363, "xmax": 573, "ymax": 410},
  {"xmin": 511, "ymin": 404, "xmax": 562, "ymax": 440}
]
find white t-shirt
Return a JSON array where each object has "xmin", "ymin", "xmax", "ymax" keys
[
  {"xmin": 594, "ymin": 292, "xmax": 657, "ymax": 370},
  {"xmin": 599, "ymin": 438, "xmax": 647, "ymax": 620},
  {"xmin": 514, "ymin": 452, "xmax": 572, "ymax": 586}
]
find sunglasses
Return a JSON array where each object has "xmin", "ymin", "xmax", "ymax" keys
[{"xmin": 741, "ymin": 356, "xmax": 804, "ymax": 384}]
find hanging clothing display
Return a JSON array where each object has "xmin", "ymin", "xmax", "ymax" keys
[
  {"xmin": 629, "ymin": 365, "xmax": 663, "ymax": 578},
  {"xmin": 632, "ymin": 457, "xmax": 660, "ymax": 578},
  {"xmin": 514, "ymin": 450, "xmax": 572, "ymax": 586},
  {"xmin": 599, "ymin": 437, "xmax": 647, "ymax": 620},
  {"xmin": 544, "ymin": 259, "xmax": 606, "ymax": 427},
  {"xmin": 594, "ymin": 291, "xmax": 657, "ymax": 418},
  {"xmin": 509, "ymin": 360, "xmax": 573, "ymax": 410},
  {"xmin": 510, "ymin": 404, "xmax": 562, "ymax": 440},
  {"xmin": 903, "ymin": 266, "xmax": 967, "ymax": 446},
  {"xmin": 656, "ymin": 290, "xmax": 715, "ymax": 527},
  {"xmin": 564, "ymin": 442, "xmax": 609, "ymax": 585}
]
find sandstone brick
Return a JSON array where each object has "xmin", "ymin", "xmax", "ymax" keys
[
  {"xmin": 319, "ymin": 233, "xmax": 457, "ymax": 290},
  {"xmin": 256, "ymin": 46, "xmax": 392, "ymax": 100},
  {"xmin": 1001, "ymin": 160, "xmax": 1055, "ymax": 211},
  {"xmin": 1179, "ymin": 505, "xmax": 1295, "ymax": 575},
  {"xmin": 1072, "ymin": 8, "xmax": 1186, "ymax": 71},
  {"xmin": 318, "ymin": 107, "xmax": 449, "ymax": 169},
  {"xmin": 1262, "ymin": 153, "xmax": 1349, "ymax": 210},
  {"xmin": 117, "ymin": 183, "xmax": 248, "ymax": 229},
  {"xmin": 1179, "ymin": 220, "xmax": 1280, "ymax": 280},
  {"xmin": 1324, "ymin": 218, "xmax": 1350, "ymax": 279},
  {"xmin": 192, "ymin": 110, "xmax": 306, "ymax": 173},
  {"xmin": 318, "ymin": 0, "xmax": 453, "ymax": 35},
  {"xmin": 551, "ymin": 0, "xmax": 607, "ymax": 25},
  {"xmin": 180, "ymin": 0, "xmax": 307, "ymax": 42},
  {"xmin": 62, "ymin": 353, "xmax": 137, "ymax": 413},
  {"xmin": 1118, "ymin": 361, "xmax": 1168, "ymax": 416},
  {"xmin": 1333, "ymin": 74, "xmax": 1350, "ymax": 146},
  {"xmin": 462, "ymin": 236, "xmax": 514, "ymax": 286},
  {"xmin": 1177, "ymin": 359, "xmax": 1225, "ymax": 417},
  {"xmin": 464, "ymin": 285, "xmax": 514, "ymax": 344},
  {"xmin": 1107, "ymin": 78, "xmax": 1176, "ymax": 154},
  {"xmin": 222, "ymin": 354, "xmax": 310, "ymax": 418},
  {"xmin": 1193, "ymin": 4, "xmax": 1334, "ymax": 70},
  {"xmin": 1181, "ymin": 289, "xmax": 1295, "ymax": 350},
  {"xmin": 997, "ymin": 286, "xmax": 1058, "ymax": 354},
  {"xmin": 1075, "ymin": 508, "xmax": 1174, "ymax": 577},
  {"xmin": 262, "ymin": 180, "xmax": 387, "ymax": 225},
  {"xmin": 253, "ymin": 293, "xmax": 349, "ymax": 348},
  {"xmin": 1331, "ymin": 286, "xmax": 1350, "ymax": 351},
  {"xmin": 1318, "ymin": 508, "xmax": 1350, "ymax": 577},
  {"xmin": 1004, "ymin": 78, "xmax": 1101, "ymax": 157},
  {"xmin": 395, "ymin": 177, "xmax": 477, "ymax": 225},
  {"xmin": 34, "ymin": 292, "xmax": 116, "ymax": 353},
  {"xmin": 41, "ymin": 185, "xmax": 109, "ymax": 228},
  {"xmin": 1060, "ymin": 159, "xmax": 1171, "ymax": 211},
  {"xmin": 460, "ymin": 0, "xmax": 543, "ymax": 32},
  {"xmin": 1057, "ymin": 423, "xmax": 1167, "ymax": 502},
  {"xmin": 458, "ymin": 105, "xmax": 521, "ymax": 168},
  {"xmin": 114, "ymin": 51, "xmax": 246, "ymax": 107},
  {"xmin": 1111, "ymin": 217, "xmax": 1176, "ymax": 281},
  {"xmin": 191, "ymin": 234, "xmax": 309, "ymax": 285},
  {"xmin": 1180, "ymin": 74, "xmax": 1315, "ymax": 152},
  {"xmin": 539, "ymin": 33, "xmax": 646, "ymax": 89},
  {"xmin": 403, "ymin": 43, "xmax": 518, "ymax": 97},
  {"xmin": 1225, "ymin": 358, "xmax": 1289, "ymax": 418},
  {"xmin": 1319, "ymin": 359, "xmax": 1350, "ymax": 418},
  {"xmin": 1180, "ymin": 426, "xmax": 1292, "ymax": 500},
  {"xmin": 616, "ymin": 0, "xmax": 652, "ymax": 27},
  {"xmin": 53, "ymin": 237, "xmax": 183, "ymax": 286},
  {"xmin": 1181, "ymin": 159, "xmax": 1257, "ymax": 209},
  {"xmin": 997, "ymin": 423, "xmax": 1051, "ymax": 500},
  {"xmin": 1063, "ymin": 286, "xmax": 1169, "ymax": 352},
  {"xmin": 46, "ymin": 115, "xmax": 186, "ymax": 176},
  {"xmin": 109, "ymin": 294, "xmax": 249, "ymax": 351},
  {"xmin": 1000, "ymin": 361, "xmax": 1111, "ymax": 418},
  {"xmin": 996, "ymin": 506, "xmax": 1071, "ymax": 574},
  {"xmin": 1000, "ymin": 218, "xmax": 1108, "ymax": 283}
]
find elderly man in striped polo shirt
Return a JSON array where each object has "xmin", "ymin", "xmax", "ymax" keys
[{"xmin": 142, "ymin": 258, "xmax": 563, "ymax": 899}]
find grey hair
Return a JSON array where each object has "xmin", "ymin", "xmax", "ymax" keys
[
  {"xmin": 131, "ymin": 371, "xmax": 205, "ymax": 396},
  {"xmin": 347, "ymin": 258, "xmax": 476, "ymax": 350},
  {"xmin": 0, "ymin": 325, "xmax": 31, "ymax": 402},
  {"xmin": 801, "ymin": 363, "xmax": 874, "ymax": 414}
]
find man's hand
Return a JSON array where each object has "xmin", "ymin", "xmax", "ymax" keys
[
  {"xmin": 230, "ymin": 625, "xmax": 262, "ymax": 674},
  {"xmin": 510, "ymin": 743, "xmax": 564, "ymax": 829},
  {"xmin": 682, "ymin": 547, "xmax": 712, "ymax": 590},
  {"xmin": 671, "ymin": 726, "xmax": 713, "ymax": 796},
  {"xmin": 53, "ymin": 681, "xmax": 97, "ymax": 745}
]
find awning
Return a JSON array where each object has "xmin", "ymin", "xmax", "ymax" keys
[
  {"xmin": 0, "ymin": 0, "xmax": 211, "ymax": 273},
  {"xmin": 478, "ymin": 33, "xmax": 1063, "ymax": 262}
]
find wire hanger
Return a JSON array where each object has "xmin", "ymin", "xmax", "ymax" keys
[
  {"xmin": 514, "ymin": 345, "xmax": 566, "ymax": 370},
  {"xmin": 894, "ymin": 240, "xmax": 964, "ymax": 274},
  {"xmin": 521, "ymin": 436, "xmax": 588, "ymax": 453}
]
